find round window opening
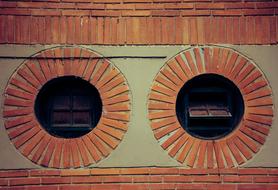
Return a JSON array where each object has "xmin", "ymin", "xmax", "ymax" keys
[
  {"xmin": 176, "ymin": 74, "xmax": 244, "ymax": 140},
  {"xmin": 35, "ymin": 76, "xmax": 102, "ymax": 138}
]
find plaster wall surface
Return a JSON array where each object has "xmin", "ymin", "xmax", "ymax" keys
[{"xmin": 0, "ymin": 45, "xmax": 277, "ymax": 169}]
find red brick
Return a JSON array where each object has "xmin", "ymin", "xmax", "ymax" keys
[
  {"xmin": 52, "ymin": 140, "xmax": 63, "ymax": 168},
  {"xmin": 29, "ymin": 170, "xmax": 60, "ymax": 177},
  {"xmin": 150, "ymin": 168, "xmax": 179, "ymax": 175},
  {"xmin": 121, "ymin": 184, "xmax": 149, "ymax": 190},
  {"xmin": 72, "ymin": 176, "xmax": 102, "ymax": 184},
  {"xmin": 182, "ymin": 10, "xmax": 211, "ymax": 16},
  {"xmin": 29, "ymin": 134, "xmax": 51, "ymax": 163},
  {"xmin": 0, "ymin": 9, "xmax": 31, "ymax": 16},
  {"xmin": 207, "ymin": 184, "xmax": 237, "ymax": 190},
  {"xmin": 91, "ymin": 10, "xmax": 121, "ymax": 17},
  {"xmin": 66, "ymin": 16, "xmax": 75, "ymax": 44},
  {"xmin": 91, "ymin": 184, "xmax": 120, "ymax": 190},
  {"xmin": 149, "ymin": 183, "xmax": 177, "ymax": 190},
  {"xmin": 165, "ymin": 3, "xmax": 194, "ymax": 10},
  {"xmin": 9, "ymin": 178, "xmax": 40, "ymax": 186},
  {"xmin": 225, "ymin": 2, "xmax": 255, "ymax": 9},
  {"xmin": 232, "ymin": 17, "xmax": 240, "ymax": 44},
  {"xmin": 133, "ymin": 175, "xmax": 162, "ymax": 183},
  {"xmin": 256, "ymin": 2, "xmax": 278, "ymax": 9},
  {"xmin": 51, "ymin": 17, "xmax": 60, "ymax": 43},
  {"xmin": 238, "ymin": 184, "xmax": 268, "ymax": 190},
  {"xmin": 254, "ymin": 176, "xmax": 278, "ymax": 183},
  {"xmin": 124, "ymin": 0, "xmax": 152, "ymax": 2},
  {"xmin": 91, "ymin": 168, "xmax": 120, "ymax": 175},
  {"xmin": 94, "ymin": 128, "xmax": 118, "ymax": 149},
  {"xmin": 8, "ymin": 122, "xmax": 33, "ymax": 139},
  {"xmin": 122, "ymin": 10, "xmax": 151, "ymax": 17},
  {"xmin": 192, "ymin": 175, "xmax": 221, "ymax": 183},
  {"xmin": 219, "ymin": 168, "xmax": 239, "ymax": 174},
  {"xmin": 212, "ymin": 10, "xmax": 242, "ymax": 16},
  {"xmin": 59, "ymin": 185, "xmax": 91, "ymax": 190},
  {"xmin": 0, "ymin": 179, "xmax": 8, "ymax": 186},
  {"xmin": 268, "ymin": 168, "xmax": 278, "ymax": 175},
  {"xmin": 152, "ymin": 10, "xmax": 180, "ymax": 16},
  {"xmin": 60, "ymin": 17, "xmax": 67, "ymax": 44},
  {"xmin": 31, "ymin": 10, "xmax": 61, "ymax": 16},
  {"xmin": 6, "ymin": 87, "xmax": 34, "ymax": 101},
  {"xmin": 17, "ymin": 2, "xmax": 46, "ymax": 8},
  {"xmin": 239, "ymin": 168, "xmax": 268, "ymax": 175},
  {"xmin": 164, "ymin": 175, "xmax": 191, "ymax": 183},
  {"xmin": 41, "ymin": 177, "xmax": 71, "ymax": 184},
  {"xmin": 121, "ymin": 168, "xmax": 150, "ymax": 175},
  {"xmin": 62, "ymin": 10, "xmax": 90, "ymax": 16},
  {"xmin": 189, "ymin": 17, "xmax": 198, "ymax": 44},
  {"xmin": 243, "ymin": 9, "xmax": 275, "ymax": 16},
  {"xmin": 196, "ymin": 3, "xmax": 225, "ymax": 10},
  {"xmin": 102, "ymin": 176, "xmax": 132, "ymax": 183},
  {"xmin": 76, "ymin": 3, "xmax": 105, "ymax": 9},
  {"xmin": 5, "ymin": 115, "xmax": 34, "ymax": 129},
  {"xmin": 21, "ymin": 131, "xmax": 45, "ymax": 157},
  {"xmin": 61, "ymin": 169, "xmax": 90, "ymax": 176},
  {"xmin": 26, "ymin": 186, "xmax": 58, "ymax": 190},
  {"xmin": 223, "ymin": 175, "xmax": 253, "ymax": 183},
  {"xmin": 81, "ymin": 17, "xmax": 90, "ymax": 44},
  {"xmin": 0, "ymin": 1, "xmax": 17, "ymax": 8},
  {"xmin": 6, "ymin": 15, "xmax": 14, "ymax": 43},
  {"xmin": 83, "ymin": 137, "xmax": 102, "ymax": 162},
  {"xmin": 37, "ymin": 17, "xmax": 46, "ymax": 43}
]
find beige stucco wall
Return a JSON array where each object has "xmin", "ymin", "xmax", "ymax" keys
[{"xmin": 0, "ymin": 45, "xmax": 277, "ymax": 169}]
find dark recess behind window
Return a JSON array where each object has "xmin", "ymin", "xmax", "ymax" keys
[
  {"xmin": 176, "ymin": 74, "xmax": 244, "ymax": 140},
  {"xmin": 35, "ymin": 76, "xmax": 102, "ymax": 138}
]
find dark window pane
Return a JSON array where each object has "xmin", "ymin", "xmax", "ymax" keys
[
  {"xmin": 73, "ymin": 96, "xmax": 91, "ymax": 109},
  {"xmin": 73, "ymin": 111, "xmax": 90, "ymax": 124},
  {"xmin": 52, "ymin": 96, "xmax": 70, "ymax": 110},
  {"xmin": 176, "ymin": 74, "xmax": 244, "ymax": 140},
  {"xmin": 52, "ymin": 112, "xmax": 71, "ymax": 125},
  {"xmin": 35, "ymin": 76, "xmax": 102, "ymax": 138}
]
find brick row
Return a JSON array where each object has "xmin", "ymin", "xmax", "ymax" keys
[
  {"xmin": 0, "ymin": 167, "xmax": 278, "ymax": 177},
  {"xmin": 0, "ymin": 1, "xmax": 277, "ymax": 14},
  {"xmin": 0, "ymin": 168, "xmax": 278, "ymax": 189},
  {"xmin": 0, "ymin": 16, "xmax": 278, "ymax": 45}
]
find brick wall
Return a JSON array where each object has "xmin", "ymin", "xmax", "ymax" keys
[
  {"xmin": 0, "ymin": 168, "xmax": 278, "ymax": 190},
  {"xmin": 0, "ymin": 0, "xmax": 277, "ymax": 45},
  {"xmin": 1, "ymin": 0, "xmax": 278, "ymax": 189}
]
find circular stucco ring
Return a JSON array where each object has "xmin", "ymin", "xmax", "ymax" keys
[
  {"xmin": 3, "ymin": 46, "xmax": 131, "ymax": 168},
  {"xmin": 148, "ymin": 46, "xmax": 274, "ymax": 168}
]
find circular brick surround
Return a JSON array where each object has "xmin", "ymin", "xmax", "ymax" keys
[
  {"xmin": 148, "ymin": 46, "xmax": 274, "ymax": 168},
  {"xmin": 3, "ymin": 46, "xmax": 131, "ymax": 168}
]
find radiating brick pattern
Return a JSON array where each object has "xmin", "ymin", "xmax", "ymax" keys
[
  {"xmin": 0, "ymin": 168, "xmax": 278, "ymax": 190},
  {"xmin": 3, "ymin": 46, "xmax": 131, "ymax": 168},
  {"xmin": 148, "ymin": 46, "xmax": 274, "ymax": 168}
]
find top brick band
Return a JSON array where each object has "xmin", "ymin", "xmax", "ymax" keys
[
  {"xmin": 148, "ymin": 46, "xmax": 274, "ymax": 168},
  {"xmin": 0, "ymin": 16, "xmax": 277, "ymax": 45},
  {"xmin": 3, "ymin": 46, "xmax": 131, "ymax": 168}
]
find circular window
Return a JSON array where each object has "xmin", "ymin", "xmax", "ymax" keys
[
  {"xmin": 148, "ymin": 46, "xmax": 274, "ymax": 168},
  {"xmin": 176, "ymin": 74, "xmax": 244, "ymax": 140},
  {"xmin": 35, "ymin": 76, "xmax": 102, "ymax": 138},
  {"xmin": 3, "ymin": 46, "xmax": 131, "ymax": 168}
]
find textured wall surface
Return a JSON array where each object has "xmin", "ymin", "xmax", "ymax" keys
[
  {"xmin": 0, "ymin": 45, "xmax": 277, "ymax": 170},
  {"xmin": 0, "ymin": 1, "xmax": 278, "ymax": 45},
  {"xmin": 0, "ymin": 0, "xmax": 278, "ymax": 189}
]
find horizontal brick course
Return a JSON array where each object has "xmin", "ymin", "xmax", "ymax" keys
[
  {"xmin": 0, "ymin": 1, "xmax": 277, "ymax": 45},
  {"xmin": 0, "ymin": 168, "xmax": 277, "ymax": 189}
]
